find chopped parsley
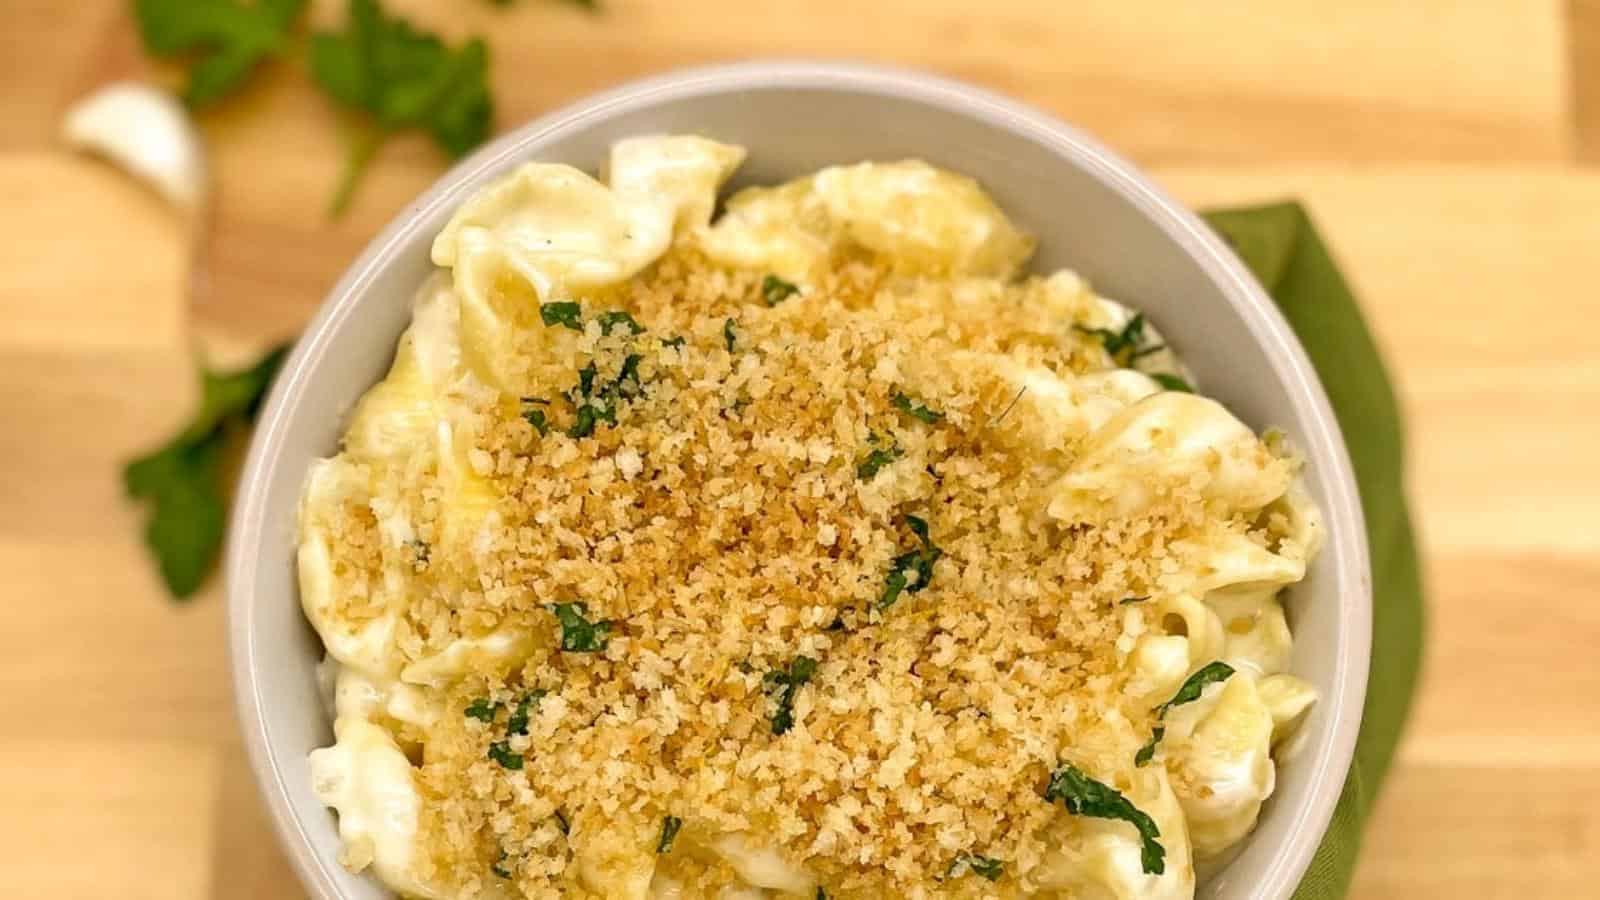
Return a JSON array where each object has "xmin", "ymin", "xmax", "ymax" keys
[
  {"xmin": 491, "ymin": 849, "xmax": 512, "ymax": 879},
  {"xmin": 723, "ymin": 317, "xmax": 738, "ymax": 353},
  {"xmin": 855, "ymin": 436, "xmax": 903, "ymax": 480},
  {"xmin": 1134, "ymin": 727, "xmax": 1165, "ymax": 767},
  {"xmin": 464, "ymin": 697, "xmax": 500, "ymax": 723},
  {"xmin": 764, "ymin": 655, "xmax": 818, "ymax": 735},
  {"xmin": 521, "ymin": 397, "xmax": 551, "ymax": 436},
  {"xmin": 878, "ymin": 515, "xmax": 943, "ymax": 610},
  {"xmin": 487, "ymin": 741, "xmax": 523, "ymax": 770},
  {"xmin": 565, "ymin": 355, "xmax": 644, "ymax": 438},
  {"xmin": 948, "ymin": 853, "xmax": 1004, "ymax": 881},
  {"xmin": 1151, "ymin": 372, "xmax": 1194, "ymax": 393},
  {"xmin": 597, "ymin": 310, "xmax": 645, "ymax": 336},
  {"xmin": 1134, "ymin": 662, "xmax": 1235, "ymax": 767},
  {"xmin": 891, "ymin": 390, "xmax": 944, "ymax": 424},
  {"xmin": 1155, "ymin": 661, "xmax": 1236, "ymax": 717},
  {"xmin": 761, "ymin": 274, "xmax": 800, "ymax": 306},
  {"xmin": 551, "ymin": 602, "xmax": 613, "ymax": 652},
  {"xmin": 661, "ymin": 335, "xmax": 687, "ymax": 349},
  {"xmin": 1075, "ymin": 313, "xmax": 1165, "ymax": 368},
  {"xmin": 540, "ymin": 301, "xmax": 583, "ymax": 331},
  {"xmin": 507, "ymin": 690, "xmax": 546, "ymax": 735},
  {"xmin": 554, "ymin": 810, "xmax": 570, "ymax": 834},
  {"xmin": 1044, "ymin": 763, "xmax": 1165, "ymax": 875},
  {"xmin": 1119, "ymin": 595, "xmax": 1150, "ymax": 605},
  {"xmin": 407, "ymin": 539, "xmax": 431, "ymax": 566},
  {"xmin": 656, "ymin": 815, "xmax": 683, "ymax": 853}
]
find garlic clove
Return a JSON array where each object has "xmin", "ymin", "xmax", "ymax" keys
[{"xmin": 61, "ymin": 81, "xmax": 208, "ymax": 213}]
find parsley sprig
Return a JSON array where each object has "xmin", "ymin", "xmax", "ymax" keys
[
  {"xmin": 310, "ymin": 0, "xmax": 493, "ymax": 215},
  {"xmin": 1044, "ymin": 764, "xmax": 1165, "ymax": 875},
  {"xmin": 878, "ymin": 515, "xmax": 943, "ymax": 610},
  {"xmin": 764, "ymin": 656, "xmax": 818, "ymax": 735},
  {"xmin": 134, "ymin": 0, "xmax": 308, "ymax": 107},
  {"xmin": 124, "ymin": 344, "xmax": 290, "ymax": 599}
]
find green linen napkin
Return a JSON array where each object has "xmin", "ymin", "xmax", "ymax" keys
[{"xmin": 1204, "ymin": 203, "xmax": 1425, "ymax": 899}]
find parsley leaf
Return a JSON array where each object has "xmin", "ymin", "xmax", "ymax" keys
[
  {"xmin": 464, "ymin": 698, "xmax": 500, "ymax": 723},
  {"xmin": 134, "ymin": 0, "xmax": 307, "ymax": 107},
  {"xmin": 540, "ymin": 302, "xmax": 583, "ymax": 331},
  {"xmin": 507, "ymin": 690, "xmax": 545, "ymax": 735},
  {"xmin": 891, "ymin": 390, "xmax": 944, "ymax": 424},
  {"xmin": 1154, "ymin": 662, "xmax": 1236, "ymax": 717},
  {"xmin": 949, "ymin": 853, "xmax": 1004, "ymax": 881},
  {"xmin": 487, "ymin": 741, "xmax": 523, "ymax": 769},
  {"xmin": 1134, "ymin": 727, "xmax": 1164, "ymax": 767},
  {"xmin": 855, "ymin": 441, "xmax": 903, "ymax": 480},
  {"xmin": 597, "ymin": 310, "xmax": 644, "ymax": 336},
  {"xmin": 1134, "ymin": 662, "xmax": 1235, "ymax": 767},
  {"xmin": 1044, "ymin": 764, "xmax": 1165, "ymax": 875},
  {"xmin": 551, "ymin": 602, "xmax": 613, "ymax": 652},
  {"xmin": 523, "ymin": 408, "xmax": 549, "ymax": 435},
  {"xmin": 1075, "ymin": 313, "xmax": 1157, "ymax": 368},
  {"xmin": 310, "ymin": 0, "xmax": 492, "ymax": 215},
  {"xmin": 124, "ymin": 343, "xmax": 290, "ymax": 599},
  {"xmin": 723, "ymin": 317, "xmax": 738, "ymax": 353},
  {"xmin": 554, "ymin": 810, "xmax": 570, "ymax": 834},
  {"xmin": 520, "ymin": 397, "xmax": 551, "ymax": 436},
  {"xmin": 491, "ymin": 850, "xmax": 512, "ymax": 878},
  {"xmin": 656, "ymin": 816, "xmax": 683, "ymax": 853},
  {"xmin": 764, "ymin": 655, "xmax": 818, "ymax": 735},
  {"xmin": 661, "ymin": 335, "xmax": 687, "ymax": 350},
  {"xmin": 1119, "ymin": 596, "xmax": 1150, "ymax": 605},
  {"xmin": 565, "ymin": 355, "xmax": 642, "ymax": 438},
  {"xmin": 1151, "ymin": 373, "xmax": 1194, "ymax": 393},
  {"xmin": 878, "ymin": 515, "xmax": 943, "ymax": 610},
  {"xmin": 761, "ymin": 274, "xmax": 800, "ymax": 306}
]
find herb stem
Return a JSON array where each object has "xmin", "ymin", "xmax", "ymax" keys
[{"xmin": 329, "ymin": 123, "xmax": 385, "ymax": 218}]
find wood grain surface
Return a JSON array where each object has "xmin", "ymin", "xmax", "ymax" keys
[{"xmin": 1, "ymin": 1, "xmax": 1595, "ymax": 898}]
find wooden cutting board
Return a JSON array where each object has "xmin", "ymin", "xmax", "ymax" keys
[{"xmin": 1, "ymin": 1, "xmax": 1596, "ymax": 897}]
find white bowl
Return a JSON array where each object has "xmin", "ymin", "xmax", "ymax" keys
[{"xmin": 228, "ymin": 61, "xmax": 1371, "ymax": 900}]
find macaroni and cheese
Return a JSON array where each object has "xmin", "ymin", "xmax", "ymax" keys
[{"xmin": 299, "ymin": 135, "xmax": 1323, "ymax": 900}]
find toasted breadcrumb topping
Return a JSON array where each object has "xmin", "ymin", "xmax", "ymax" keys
[{"xmin": 316, "ymin": 239, "xmax": 1283, "ymax": 900}]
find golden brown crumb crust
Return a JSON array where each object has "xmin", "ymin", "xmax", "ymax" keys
[{"xmin": 320, "ymin": 241, "xmax": 1276, "ymax": 899}]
